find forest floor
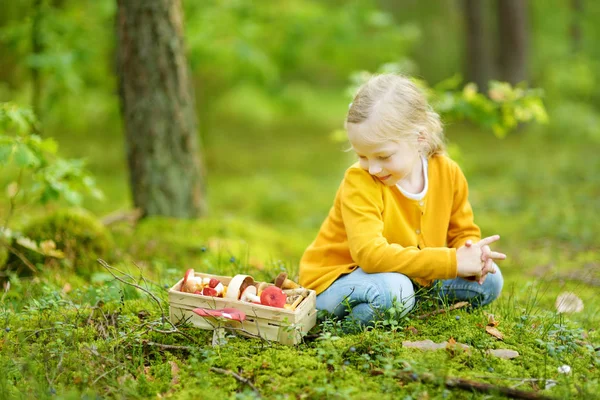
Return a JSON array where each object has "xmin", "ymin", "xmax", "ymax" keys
[{"xmin": 1, "ymin": 118, "xmax": 599, "ymax": 399}]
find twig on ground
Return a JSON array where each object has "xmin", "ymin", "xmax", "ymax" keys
[
  {"xmin": 394, "ymin": 371, "xmax": 554, "ymax": 400},
  {"xmin": 100, "ymin": 208, "xmax": 143, "ymax": 226},
  {"xmin": 210, "ymin": 367, "xmax": 261, "ymax": 397},
  {"xmin": 415, "ymin": 301, "xmax": 470, "ymax": 319},
  {"xmin": 4, "ymin": 242, "xmax": 37, "ymax": 273},
  {"xmin": 445, "ymin": 377, "xmax": 554, "ymax": 400},
  {"xmin": 98, "ymin": 259, "xmax": 168, "ymax": 324},
  {"xmin": 142, "ymin": 341, "xmax": 196, "ymax": 352},
  {"xmin": 97, "ymin": 259, "xmax": 203, "ymax": 345}
]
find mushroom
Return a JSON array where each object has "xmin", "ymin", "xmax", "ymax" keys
[
  {"xmin": 257, "ymin": 281, "xmax": 270, "ymax": 294},
  {"xmin": 208, "ymin": 278, "xmax": 225, "ymax": 296},
  {"xmin": 260, "ymin": 286, "xmax": 287, "ymax": 308},
  {"xmin": 226, "ymin": 275, "xmax": 255, "ymax": 300},
  {"xmin": 240, "ymin": 286, "xmax": 261, "ymax": 304},
  {"xmin": 274, "ymin": 272, "xmax": 301, "ymax": 290},
  {"xmin": 201, "ymin": 287, "xmax": 218, "ymax": 296},
  {"xmin": 181, "ymin": 269, "xmax": 203, "ymax": 293}
]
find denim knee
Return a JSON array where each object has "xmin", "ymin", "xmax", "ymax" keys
[
  {"xmin": 480, "ymin": 265, "xmax": 504, "ymax": 305},
  {"xmin": 382, "ymin": 273, "xmax": 416, "ymax": 317}
]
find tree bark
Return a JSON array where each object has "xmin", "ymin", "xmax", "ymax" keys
[
  {"xmin": 463, "ymin": 0, "xmax": 493, "ymax": 92},
  {"xmin": 31, "ymin": 0, "xmax": 43, "ymax": 121},
  {"xmin": 116, "ymin": 0, "xmax": 205, "ymax": 218},
  {"xmin": 570, "ymin": 0, "xmax": 583, "ymax": 53},
  {"xmin": 497, "ymin": 0, "xmax": 528, "ymax": 84}
]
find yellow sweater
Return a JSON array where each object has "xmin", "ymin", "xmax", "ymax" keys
[{"xmin": 299, "ymin": 155, "xmax": 481, "ymax": 294}]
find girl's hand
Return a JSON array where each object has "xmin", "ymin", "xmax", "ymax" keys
[
  {"xmin": 464, "ymin": 240, "xmax": 505, "ymax": 283},
  {"xmin": 457, "ymin": 235, "xmax": 504, "ymax": 281}
]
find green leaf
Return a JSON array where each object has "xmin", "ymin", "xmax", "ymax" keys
[
  {"xmin": 13, "ymin": 143, "xmax": 41, "ymax": 168},
  {"xmin": 0, "ymin": 142, "xmax": 14, "ymax": 164}
]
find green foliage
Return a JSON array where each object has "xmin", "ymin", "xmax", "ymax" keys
[
  {"xmin": 431, "ymin": 79, "xmax": 549, "ymax": 138},
  {"xmin": 0, "ymin": 102, "xmax": 103, "ymax": 206},
  {"xmin": 343, "ymin": 65, "xmax": 549, "ymax": 139},
  {"xmin": 15, "ymin": 208, "xmax": 113, "ymax": 275},
  {"xmin": 1, "ymin": 102, "xmax": 104, "ymax": 275}
]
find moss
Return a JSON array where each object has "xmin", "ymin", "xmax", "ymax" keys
[{"xmin": 14, "ymin": 208, "xmax": 114, "ymax": 276}]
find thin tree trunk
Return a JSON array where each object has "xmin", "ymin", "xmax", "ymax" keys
[
  {"xmin": 116, "ymin": 0, "xmax": 205, "ymax": 218},
  {"xmin": 31, "ymin": 0, "xmax": 43, "ymax": 120},
  {"xmin": 570, "ymin": 0, "xmax": 583, "ymax": 53},
  {"xmin": 497, "ymin": 0, "xmax": 528, "ymax": 84},
  {"xmin": 463, "ymin": 0, "xmax": 493, "ymax": 92}
]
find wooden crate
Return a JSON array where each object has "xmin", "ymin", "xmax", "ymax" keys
[{"xmin": 168, "ymin": 272, "xmax": 317, "ymax": 345}]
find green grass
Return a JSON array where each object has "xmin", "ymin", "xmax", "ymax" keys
[{"xmin": 1, "ymin": 107, "xmax": 599, "ymax": 398}]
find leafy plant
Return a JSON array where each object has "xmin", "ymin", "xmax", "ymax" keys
[
  {"xmin": 0, "ymin": 102, "xmax": 103, "ymax": 273},
  {"xmin": 342, "ymin": 64, "xmax": 549, "ymax": 139}
]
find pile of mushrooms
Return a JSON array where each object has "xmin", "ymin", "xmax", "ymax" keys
[{"xmin": 179, "ymin": 269, "xmax": 303, "ymax": 310}]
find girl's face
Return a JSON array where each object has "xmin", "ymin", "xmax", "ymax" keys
[{"xmin": 347, "ymin": 123, "xmax": 421, "ymax": 187}]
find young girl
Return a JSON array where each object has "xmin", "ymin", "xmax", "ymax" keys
[{"xmin": 299, "ymin": 74, "xmax": 506, "ymax": 325}]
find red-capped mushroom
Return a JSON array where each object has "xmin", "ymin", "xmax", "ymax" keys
[
  {"xmin": 201, "ymin": 287, "xmax": 218, "ymax": 297},
  {"xmin": 260, "ymin": 286, "xmax": 287, "ymax": 308}
]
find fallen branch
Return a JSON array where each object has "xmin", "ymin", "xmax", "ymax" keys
[
  {"xmin": 97, "ymin": 259, "xmax": 201, "ymax": 346},
  {"xmin": 210, "ymin": 367, "xmax": 261, "ymax": 397},
  {"xmin": 393, "ymin": 371, "xmax": 554, "ymax": 400},
  {"xmin": 101, "ymin": 208, "xmax": 143, "ymax": 226},
  {"xmin": 445, "ymin": 377, "xmax": 554, "ymax": 400},
  {"xmin": 142, "ymin": 341, "xmax": 196, "ymax": 352},
  {"xmin": 415, "ymin": 301, "xmax": 470, "ymax": 319}
]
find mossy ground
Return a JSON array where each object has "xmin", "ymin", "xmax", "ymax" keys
[{"xmin": 0, "ymin": 111, "xmax": 599, "ymax": 399}]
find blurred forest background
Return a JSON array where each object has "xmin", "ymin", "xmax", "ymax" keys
[
  {"xmin": 1, "ymin": 0, "xmax": 599, "ymax": 277},
  {"xmin": 1, "ymin": 1, "xmax": 600, "ymax": 398},
  {"xmin": 0, "ymin": 0, "xmax": 600, "ymax": 284}
]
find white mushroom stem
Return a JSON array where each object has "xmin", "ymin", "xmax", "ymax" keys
[
  {"xmin": 213, "ymin": 282, "xmax": 225, "ymax": 295},
  {"xmin": 240, "ymin": 286, "xmax": 261, "ymax": 303}
]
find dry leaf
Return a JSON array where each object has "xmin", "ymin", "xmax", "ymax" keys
[
  {"xmin": 486, "ymin": 313, "xmax": 499, "ymax": 327},
  {"xmin": 485, "ymin": 326, "xmax": 504, "ymax": 340},
  {"xmin": 169, "ymin": 361, "xmax": 180, "ymax": 385},
  {"xmin": 555, "ymin": 292, "xmax": 584, "ymax": 313},
  {"xmin": 406, "ymin": 326, "xmax": 419, "ymax": 335},
  {"xmin": 62, "ymin": 283, "xmax": 72, "ymax": 294},
  {"xmin": 487, "ymin": 349, "xmax": 519, "ymax": 359}
]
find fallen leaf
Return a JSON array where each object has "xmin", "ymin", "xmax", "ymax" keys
[
  {"xmin": 169, "ymin": 361, "xmax": 180, "ymax": 385},
  {"xmin": 446, "ymin": 337, "xmax": 470, "ymax": 354},
  {"xmin": 487, "ymin": 349, "xmax": 519, "ymax": 359},
  {"xmin": 555, "ymin": 292, "xmax": 584, "ymax": 313},
  {"xmin": 486, "ymin": 313, "xmax": 499, "ymax": 327},
  {"xmin": 406, "ymin": 326, "xmax": 419, "ymax": 335},
  {"xmin": 62, "ymin": 283, "xmax": 72, "ymax": 294},
  {"xmin": 485, "ymin": 326, "xmax": 504, "ymax": 340}
]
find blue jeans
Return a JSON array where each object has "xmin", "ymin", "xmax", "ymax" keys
[{"xmin": 316, "ymin": 266, "xmax": 503, "ymax": 326}]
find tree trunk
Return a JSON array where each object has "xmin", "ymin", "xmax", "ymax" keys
[
  {"xmin": 497, "ymin": 0, "xmax": 528, "ymax": 84},
  {"xmin": 116, "ymin": 0, "xmax": 205, "ymax": 218},
  {"xmin": 31, "ymin": 0, "xmax": 43, "ymax": 121},
  {"xmin": 570, "ymin": 0, "xmax": 583, "ymax": 53},
  {"xmin": 463, "ymin": 0, "xmax": 493, "ymax": 92}
]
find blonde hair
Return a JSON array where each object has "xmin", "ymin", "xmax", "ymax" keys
[{"xmin": 346, "ymin": 74, "xmax": 446, "ymax": 157}]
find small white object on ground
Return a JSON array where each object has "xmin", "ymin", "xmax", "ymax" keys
[
  {"xmin": 555, "ymin": 292, "xmax": 584, "ymax": 313},
  {"xmin": 557, "ymin": 365, "xmax": 571, "ymax": 374}
]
